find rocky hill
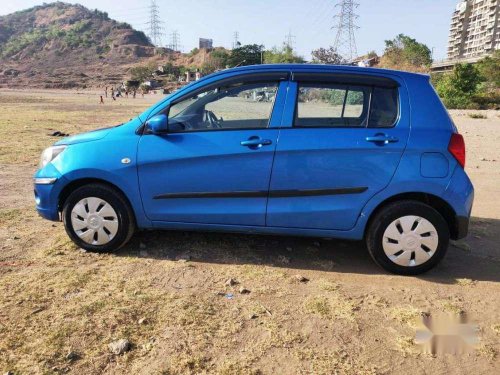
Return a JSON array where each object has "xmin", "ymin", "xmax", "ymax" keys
[{"xmin": 0, "ymin": 2, "xmax": 158, "ymax": 88}]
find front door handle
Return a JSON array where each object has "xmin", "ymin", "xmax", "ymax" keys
[
  {"xmin": 241, "ymin": 137, "xmax": 273, "ymax": 149},
  {"xmin": 366, "ymin": 134, "xmax": 399, "ymax": 144}
]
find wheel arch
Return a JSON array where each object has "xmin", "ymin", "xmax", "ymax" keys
[
  {"xmin": 58, "ymin": 178, "xmax": 136, "ymax": 225},
  {"xmin": 364, "ymin": 192, "xmax": 459, "ymax": 240}
]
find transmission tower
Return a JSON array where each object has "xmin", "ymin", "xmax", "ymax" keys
[
  {"xmin": 147, "ymin": 0, "xmax": 164, "ymax": 46},
  {"xmin": 332, "ymin": 0, "xmax": 359, "ymax": 62},
  {"xmin": 232, "ymin": 31, "xmax": 240, "ymax": 49},
  {"xmin": 168, "ymin": 30, "xmax": 181, "ymax": 51},
  {"xmin": 284, "ymin": 29, "xmax": 296, "ymax": 49}
]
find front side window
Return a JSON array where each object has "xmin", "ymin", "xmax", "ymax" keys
[
  {"xmin": 168, "ymin": 82, "xmax": 279, "ymax": 132},
  {"xmin": 295, "ymin": 84, "xmax": 370, "ymax": 127}
]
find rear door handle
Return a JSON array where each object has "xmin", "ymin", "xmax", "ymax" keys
[
  {"xmin": 241, "ymin": 137, "xmax": 273, "ymax": 149},
  {"xmin": 366, "ymin": 134, "xmax": 399, "ymax": 144}
]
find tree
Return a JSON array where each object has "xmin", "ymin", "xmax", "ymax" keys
[
  {"xmin": 311, "ymin": 47, "xmax": 344, "ymax": 64},
  {"xmin": 203, "ymin": 49, "xmax": 230, "ymax": 72},
  {"xmin": 380, "ymin": 34, "xmax": 432, "ymax": 72},
  {"xmin": 161, "ymin": 62, "xmax": 182, "ymax": 77},
  {"xmin": 476, "ymin": 50, "xmax": 500, "ymax": 88},
  {"xmin": 228, "ymin": 44, "xmax": 264, "ymax": 67},
  {"xmin": 435, "ymin": 63, "xmax": 483, "ymax": 109},
  {"xmin": 129, "ymin": 64, "xmax": 156, "ymax": 82},
  {"xmin": 264, "ymin": 45, "xmax": 305, "ymax": 64}
]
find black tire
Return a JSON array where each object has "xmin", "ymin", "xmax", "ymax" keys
[
  {"xmin": 366, "ymin": 200, "xmax": 450, "ymax": 275},
  {"xmin": 62, "ymin": 183, "xmax": 135, "ymax": 252}
]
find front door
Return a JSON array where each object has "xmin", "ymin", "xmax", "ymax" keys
[
  {"xmin": 138, "ymin": 79, "xmax": 285, "ymax": 226},
  {"xmin": 266, "ymin": 75, "xmax": 410, "ymax": 230}
]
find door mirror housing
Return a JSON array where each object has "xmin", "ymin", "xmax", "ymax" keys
[{"xmin": 147, "ymin": 114, "xmax": 168, "ymax": 135}]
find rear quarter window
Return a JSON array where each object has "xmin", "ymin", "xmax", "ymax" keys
[{"xmin": 368, "ymin": 87, "xmax": 399, "ymax": 128}]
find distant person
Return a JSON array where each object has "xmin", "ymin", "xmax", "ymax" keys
[
  {"xmin": 132, "ymin": 89, "xmax": 136, "ymax": 99},
  {"xmin": 105, "ymin": 86, "xmax": 108, "ymax": 98},
  {"xmin": 125, "ymin": 90, "xmax": 129, "ymax": 98},
  {"xmin": 111, "ymin": 88, "xmax": 116, "ymax": 101},
  {"xmin": 100, "ymin": 95, "xmax": 104, "ymax": 104}
]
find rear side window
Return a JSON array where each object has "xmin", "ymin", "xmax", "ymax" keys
[
  {"xmin": 295, "ymin": 82, "xmax": 399, "ymax": 128},
  {"xmin": 296, "ymin": 84, "xmax": 369, "ymax": 127}
]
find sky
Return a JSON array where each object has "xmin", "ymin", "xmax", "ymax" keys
[{"xmin": 0, "ymin": 0, "xmax": 460, "ymax": 60}]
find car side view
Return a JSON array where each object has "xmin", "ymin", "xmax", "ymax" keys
[{"xmin": 34, "ymin": 64, "xmax": 474, "ymax": 275}]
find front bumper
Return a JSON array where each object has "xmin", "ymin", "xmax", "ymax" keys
[{"xmin": 33, "ymin": 165, "xmax": 66, "ymax": 222}]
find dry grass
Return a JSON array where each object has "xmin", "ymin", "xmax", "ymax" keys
[
  {"xmin": 304, "ymin": 294, "xmax": 358, "ymax": 322},
  {"xmin": 468, "ymin": 113, "xmax": 487, "ymax": 119},
  {"xmin": 455, "ymin": 278, "xmax": 476, "ymax": 287},
  {"xmin": 0, "ymin": 90, "xmax": 499, "ymax": 374},
  {"xmin": 441, "ymin": 301, "xmax": 465, "ymax": 316},
  {"xmin": 390, "ymin": 306, "xmax": 422, "ymax": 328},
  {"xmin": 477, "ymin": 345, "xmax": 497, "ymax": 361},
  {"xmin": 396, "ymin": 336, "xmax": 417, "ymax": 357}
]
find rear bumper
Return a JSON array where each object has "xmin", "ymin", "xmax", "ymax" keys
[
  {"xmin": 443, "ymin": 166, "xmax": 474, "ymax": 240},
  {"xmin": 454, "ymin": 215, "xmax": 470, "ymax": 240}
]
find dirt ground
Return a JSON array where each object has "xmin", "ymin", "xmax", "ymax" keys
[{"xmin": 0, "ymin": 90, "xmax": 499, "ymax": 374}]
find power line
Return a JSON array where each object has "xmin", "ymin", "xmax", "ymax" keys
[
  {"xmin": 232, "ymin": 31, "xmax": 240, "ymax": 49},
  {"xmin": 332, "ymin": 0, "xmax": 359, "ymax": 62},
  {"xmin": 284, "ymin": 29, "xmax": 296, "ymax": 49},
  {"xmin": 168, "ymin": 30, "xmax": 181, "ymax": 52},
  {"xmin": 146, "ymin": 0, "xmax": 164, "ymax": 46}
]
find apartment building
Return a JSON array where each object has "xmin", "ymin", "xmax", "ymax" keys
[{"xmin": 447, "ymin": 0, "xmax": 499, "ymax": 59}]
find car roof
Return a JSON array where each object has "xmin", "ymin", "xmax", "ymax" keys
[{"xmin": 203, "ymin": 63, "xmax": 429, "ymax": 82}]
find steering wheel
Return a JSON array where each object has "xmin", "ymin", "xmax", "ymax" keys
[{"xmin": 204, "ymin": 110, "xmax": 222, "ymax": 129}]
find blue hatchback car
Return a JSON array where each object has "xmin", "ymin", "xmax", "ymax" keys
[{"xmin": 34, "ymin": 64, "xmax": 474, "ymax": 275}]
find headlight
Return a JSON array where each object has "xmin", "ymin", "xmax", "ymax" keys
[{"xmin": 39, "ymin": 145, "xmax": 67, "ymax": 169}]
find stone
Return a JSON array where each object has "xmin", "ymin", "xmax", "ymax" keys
[
  {"xmin": 451, "ymin": 240, "xmax": 471, "ymax": 252},
  {"xmin": 65, "ymin": 350, "xmax": 79, "ymax": 361},
  {"xmin": 176, "ymin": 253, "xmax": 191, "ymax": 262},
  {"xmin": 225, "ymin": 278, "xmax": 238, "ymax": 286},
  {"xmin": 108, "ymin": 339, "xmax": 131, "ymax": 355},
  {"xmin": 138, "ymin": 317, "xmax": 148, "ymax": 325},
  {"xmin": 239, "ymin": 287, "xmax": 250, "ymax": 294},
  {"xmin": 277, "ymin": 255, "xmax": 291, "ymax": 264},
  {"xmin": 294, "ymin": 275, "xmax": 309, "ymax": 283}
]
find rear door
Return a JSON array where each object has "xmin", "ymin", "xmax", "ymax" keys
[
  {"xmin": 266, "ymin": 72, "xmax": 410, "ymax": 230},
  {"xmin": 138, "ymin": 75, "xmax": 288, "ymax": 226}
]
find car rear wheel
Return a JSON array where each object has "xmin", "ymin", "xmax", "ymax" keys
[
  {"xmin": 62, "ymin": 184, "xmax": 135, "ymax": 252},
  {"xmin": 366, "ymin": 200, "xmax": 450, "ymax": 275}
]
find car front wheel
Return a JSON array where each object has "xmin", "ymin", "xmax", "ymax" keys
[
  {"xmin": 366, "ymin": 200, "xmax": 450, "ymax": 275},
  {"xmin": 62, "ymin": 183, "xmax": 135, "ymax": 252}
]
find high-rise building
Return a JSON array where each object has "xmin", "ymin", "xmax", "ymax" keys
[{"xmin": 447, "ymin": 0, "xmax": 499, "ymax": 60}]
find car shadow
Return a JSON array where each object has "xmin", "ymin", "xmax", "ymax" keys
[{"xmin": 117, "ymin": 216, "xmax": 500, "ymax": 284}]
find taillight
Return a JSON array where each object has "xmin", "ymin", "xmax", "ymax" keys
[{"xmin": 448, "ymin": 133, "xmax": 466, "ymax": 168}]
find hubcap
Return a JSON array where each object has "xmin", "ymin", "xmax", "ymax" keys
[
  {"xmin": 70, "ymin": 197, "xmax": 119, "ymax": 245},
  {"xmin": 382, "ymin": 215, "xmax": 439, "ymax": 267}
]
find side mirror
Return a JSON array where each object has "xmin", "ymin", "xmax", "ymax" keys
[{"xmin": 147, "ymin": 114, "xmax": 168, "ymax": 135}]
